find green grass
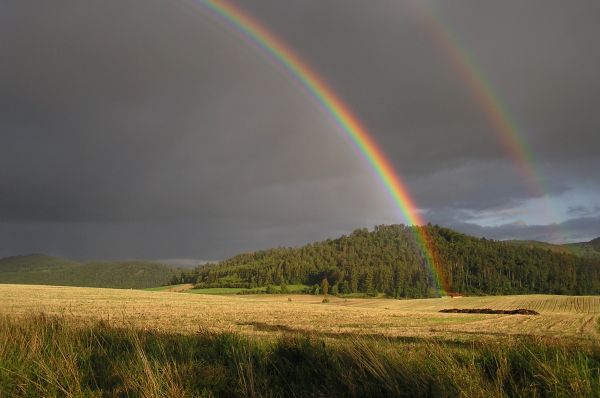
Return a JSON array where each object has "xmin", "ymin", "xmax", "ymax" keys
[
  {"xmin": 187, "ymin": 287, "xmax": 258, "ymax": 295},
  {"xmin": 187, "ymin": 284, "xmax": 309, "ymax": 295},
  {"xmin": 283, "ymin": 284, "xmax": 309, "ymax": 292},
  {"xmin": 1, "ymin": 314, "xmax": 599, "ymax": 397}
]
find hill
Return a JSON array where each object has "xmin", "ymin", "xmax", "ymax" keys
[
  {"xmin": 504, "ymin": 240, "xmax": 573, "ymax": 254},
  {"xmin": 564, "ymin": 237, "xmax": 600, "ymax": 257},
  {"xmin": 0, "ymin": 254, "xmax": 177, "ymax": 289},
  {"xmin": 506, "ymin": 237, "xmax": 600, "ymax": 257},
  {"xmin": 179, "ymin": 225, "xmax": 600, "ymax": 298},
  {"xmin": 0, "ymin": 253, "xmax": 79, "ymax": 272}
]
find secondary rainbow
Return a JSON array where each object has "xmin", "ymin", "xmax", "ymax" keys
[
  {"xmin": 416, "ymin": 4, "xmax": 563, "ymax": 239},
  {"xmin": 191, "ymin": 0, "xmax": 450, "ymax": 292}
]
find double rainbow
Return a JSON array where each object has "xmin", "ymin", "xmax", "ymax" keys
[{"xmin": 193, "ymin": 0, "xmax": 449, "ymax": 292}]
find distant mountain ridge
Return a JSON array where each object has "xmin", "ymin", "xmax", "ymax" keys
[{"xmin": 0, "ymin": 254, "xmax": 178, "ymax": 289}]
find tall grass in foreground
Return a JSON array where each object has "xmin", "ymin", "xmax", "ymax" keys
[{"xmin": 0, "ymin": 315, "xmax": 599, "ymax": 397}]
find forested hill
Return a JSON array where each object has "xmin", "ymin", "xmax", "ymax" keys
[
  {"xmin": 565, "ymin": 237, "xmax": 600, "ymax": 257},
  {"xmin": 0, "ymin": 254, "xmax": 177, "ymax": 289},
  {"xmin": 182, "ymin": 225, "xmax": 600, "ymax": 298},
  {"xmin": 506, "ymin": 237, "xmax": 600, "ymax": 257}
]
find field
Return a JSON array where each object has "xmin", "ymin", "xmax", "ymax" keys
[
  {"xmin": 1, "ymin": 284, "xmax": 598, "ymax": 341},
  {"xmin": 1, "ymin": 284, "xmax": 599, "ymax": 397},
  {"xmin": 143, "ymin": 283, "xmax": 194, "ymax": 292}
]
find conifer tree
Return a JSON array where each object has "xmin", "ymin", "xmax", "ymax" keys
[{"xmin": 321, "ymin": 278, "xmax": 329, "ymax": 296}]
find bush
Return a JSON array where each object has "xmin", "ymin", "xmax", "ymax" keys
[
  {"xmin": 331, "ymin": 284, "xmax": 339, "ymax": 296},
  {"xmin": 311, "ymin": 284, "xmax": 320, "ymax": 295},
  {"xmin": 280, "ymin": 283, "xmax": 289, "ymax": 294}
]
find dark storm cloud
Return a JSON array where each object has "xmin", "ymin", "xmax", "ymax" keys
[
  {"xmin": 1, "ymin": 0, "xmax": 599, "ymax": 259},
  {"xmin": 0, "ymin": 0, "xmax": 383, "ymax": 225},
  {"xmin": 244, "ymin": 0, "xmax": 600, "ymax": 181}
]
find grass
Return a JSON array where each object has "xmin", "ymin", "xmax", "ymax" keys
[
  {"xmin": 187, "ymin": 287, "xmax": 259, "ymax": 295},
  {"xmin": 280, "ymin": 284, "xmax": 309, "ymax": 292},
  {"xmin": 144, "ymin": 284, "xmax": 184, "ymax": 291},
  {"xmin": 186, "ymin": 284, "xmax": 309, "ymax": 295},
  {"xmin": 0, "ymin": 314, "xmax": 599, "ymax": 397},
  {"xmin": 143, "ymin": 284, "xmax": 193, "ymax": 292},
  {"xmin": 1, "ymin": 285, "xmax": 599, "ymax": 396}
]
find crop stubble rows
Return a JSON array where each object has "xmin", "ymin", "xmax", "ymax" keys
[{"xmin": 0, "ymin": 284, "xmax": 598, "ymax": 341}]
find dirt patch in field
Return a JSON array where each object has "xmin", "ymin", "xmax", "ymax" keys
[{"xmin": 440, "ymin": 308, "xmax": 540, "ymax": 315}]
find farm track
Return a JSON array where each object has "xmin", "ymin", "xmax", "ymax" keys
[{"xmin": 0, "ymin": 284, "xmax": 598, "ymax": 341}]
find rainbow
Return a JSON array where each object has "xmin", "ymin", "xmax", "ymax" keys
[
  {"xmin": 191, "ymin": 0, "xmax": 450, "ymax": 292},
  {"xmin": 416, "ymin": 4, "xmax": 563, "ymax": 240}
]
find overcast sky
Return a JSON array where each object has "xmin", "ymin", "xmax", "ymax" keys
[{"xmin": 1, "ymin": 0, "xmax": 599, "ymax": 261}]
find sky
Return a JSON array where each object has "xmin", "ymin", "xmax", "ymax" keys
[{"xmin": 1, "ymin": 0, "xmax": 599, "ymax": 261}]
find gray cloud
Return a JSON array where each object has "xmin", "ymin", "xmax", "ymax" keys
[
  {"xmin": 568, "ymin": 206, "xmax": 589, "ymax": 216},
  {"xmin": 566, "ymin": 205, "xmax": 600, "ymax": 217},
  {"xmin": 1, "ymin": 0, "xmax": 599, "ymax": 259},
  {"xmin": 445, "ymin": 216, "xmax": 600, "ymax": 244}
]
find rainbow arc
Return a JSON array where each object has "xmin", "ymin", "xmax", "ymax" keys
[
  {"xmin": 416, "ymin": 3, "xmax": 563, "ymax": 240},
  {"xmin": 191, "ymin": 0, "xmax": 458, "ymax": 293}
]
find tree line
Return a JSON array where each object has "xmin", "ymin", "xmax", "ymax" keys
[{"xmin": 171, "ymin": 225, "xmax": 600, "ymax": 298}]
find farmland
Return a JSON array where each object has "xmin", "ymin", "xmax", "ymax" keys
[
  {"xmin": 1, "ymin": 284, "xmax": 599, "ymax": 397},
  {"xmin": 1, "ymin": 284, "xmax": 598, "ymax": 341}
]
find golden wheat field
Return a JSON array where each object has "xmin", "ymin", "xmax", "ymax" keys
[{"xmin": 0, "ymin": 284, "xmax": 598, "ymax": 341}]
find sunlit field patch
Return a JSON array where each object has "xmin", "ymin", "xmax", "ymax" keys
[{"xmin": 0, "ymin": 284, "xmax": 598, "ymax": 341}]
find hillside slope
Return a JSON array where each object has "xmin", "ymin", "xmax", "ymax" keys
[
  {"xmin": 0, "ymin": 255, "xmax": 176, "ymax": 289},
  {"xmin": 504, "ymin": 240, "xmax": 573, "ymax": 255},
  {"xmin": 0, "ymin": 254, "xmax": 79, "ymax": 272},
  {"xmin": 183, "ymin": 225, "xmax": 600, "ymax": 298},
  {"xmin": 564, "ymin": 237, "xmax": 600, "ymax": 257},
  {"xmin": 506, "ymin": 238, "xmax": 600, "ymax": 257}
]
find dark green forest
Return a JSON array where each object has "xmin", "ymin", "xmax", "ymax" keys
[{"xmin": 177, "ymin": 225, "xmax": 600, "ymax": 298}]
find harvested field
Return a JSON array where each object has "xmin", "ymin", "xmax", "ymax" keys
[
  {"xmin": 0, "ymin": 284, "xmax": 598, "ymax": 341},
  {"xmin": 143, "ymin": 283, "xmax": 194, "ymax": 292},
  {"xmin": 439, "ymin": 308, "xmax": 540, "ymax": 315}
]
